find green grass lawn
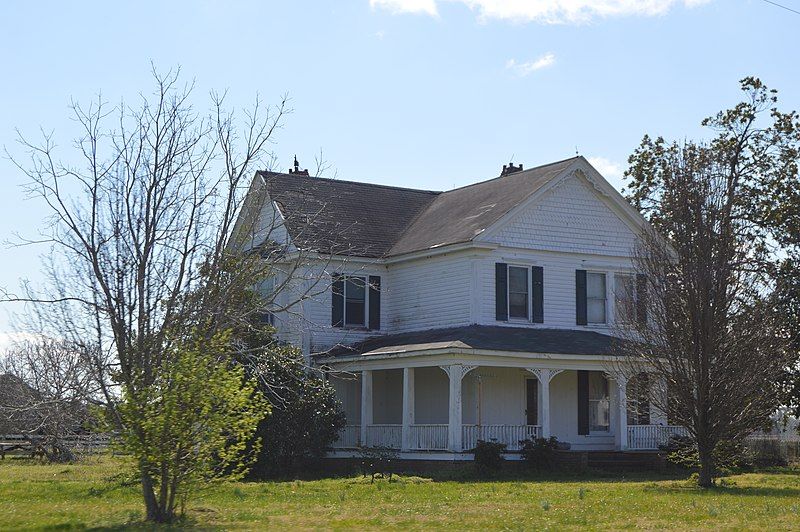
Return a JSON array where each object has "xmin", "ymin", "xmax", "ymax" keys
[{"xmin": 1, "ymin": 457, "xmax": 799, "ymax": 530}]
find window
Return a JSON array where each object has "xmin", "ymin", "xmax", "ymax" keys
[
  {"xmin": 344, "ymin": 276, "xmax": 366, "ymax": 327},
  {"xmin": 588, "ymin": 372, "xmax": 610, "ymax": 432},
  {"xmin": 256, "ymin": 276, "xmax": 276, "ymax": 326},
  {"xmin": 587, "ymin": 272, "xmax": 607, "ymax": 324},
  {"xmin": 614, "ymin": 273, "xmax": 636, "ymax": 324},
  {"xmin": 508, "ymin": 266, "xmax": 529, "ymax": 319}
]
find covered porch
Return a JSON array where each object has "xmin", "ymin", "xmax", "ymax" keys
[{"xmin": 320, "ymin": 326, "xmax": 685, "ymax": 457}]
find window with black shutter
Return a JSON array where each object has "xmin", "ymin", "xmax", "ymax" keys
[{"xmin": 332, "ymin": 274, "xmax": 381, "ymax": 330}]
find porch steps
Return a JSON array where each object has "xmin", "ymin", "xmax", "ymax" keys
[{"xmin": 586, "ymin": 451, "xmax": 663, "ymax": 471}]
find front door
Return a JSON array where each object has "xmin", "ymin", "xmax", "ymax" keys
[{"xmin": 525, "ymin": 378, "xmax": 538, "ymax": 425}]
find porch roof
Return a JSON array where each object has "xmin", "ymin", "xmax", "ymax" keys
[{"xmin": 317, "ymin": 325, "xmax": 629, "ymax": 359}]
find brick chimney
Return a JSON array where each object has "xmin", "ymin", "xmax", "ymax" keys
[
  {"xmin": 501, "ymin": 161, "xmax": 523, "ymax": 176},
  {"xmin": 289, "ymin": 155, "xmax": 309, "ymax": 176}
]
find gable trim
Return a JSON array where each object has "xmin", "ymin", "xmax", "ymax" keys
[{"xmin": 474, "ymin": 158, "xmax": 650, "ymax": 246}]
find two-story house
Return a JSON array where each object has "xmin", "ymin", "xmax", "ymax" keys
[{"xmin": 236, "ymin": 156, "xmax": 686, "ymax": 459}]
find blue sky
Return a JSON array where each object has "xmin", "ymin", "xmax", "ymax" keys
[{"xmin": 0, "ymin": 0, "xmax": 798, "ymax": 341}]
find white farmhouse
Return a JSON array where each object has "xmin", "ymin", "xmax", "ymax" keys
[{"xmin": 237, "ymin": 156, "xmax": 685, "ymax": 459}]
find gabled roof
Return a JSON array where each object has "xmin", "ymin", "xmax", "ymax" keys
[
  {"xmin": 317, "ymin": 325, "xmax": 629, "ymax": 358},
  {"xmin": 260, "ymin": 171, "xmax": 439, "ymax": 257},
  {"xmin": 256, "ymin": 156, "xmax": 583, "ymax": 258}
]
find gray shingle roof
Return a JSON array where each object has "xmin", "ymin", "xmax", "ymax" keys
[
  {"xmin": 261, "ymin": 171, "xmax": 439, "ymax": 258},
  {"xmin": 259, "ymin": 156, "xmax": 579, "ymax": 258},
  {"xmin": 318, "ymin": 325, "xmax": 627, "ymax": 358}
]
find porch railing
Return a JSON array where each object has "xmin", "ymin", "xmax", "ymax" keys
[
  {"xmin": 627, "ymin": 425, "xmax": 688, "ymax": 450},
  {"xmin": 366, "ymin": 424, "xmax": 402, "ymax": 449},
  {"xmin": 332, "ymin": 425, "xmax": 361, "ymax": 449},
  {"xmin": 408, "ymin": 424, "xmax": 448, "ymax": 450},
  {"xmin": 462, "ymin": 424, "xmax": 541, "ymax": 451}
]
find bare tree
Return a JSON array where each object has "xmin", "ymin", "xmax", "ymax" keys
[
  {"xmin": 1, "ymin": 66, "xmax": 338, "ymax": 522},
  {"xmin": 617, "ymin": 79, "xmax": 799, "ymax": 486},
  {"xmin": 0, "ymin": 337, "xmax": 96, "ymax": 462}
]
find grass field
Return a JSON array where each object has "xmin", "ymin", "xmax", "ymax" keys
[{"xmin": 1, "ymin": 457, "xmax": 799, "ymax": 530}]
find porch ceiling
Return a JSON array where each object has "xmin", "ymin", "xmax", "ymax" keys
[{"xmin": 317, "ymin": 325, "xmax": 632, "ymax": 359}]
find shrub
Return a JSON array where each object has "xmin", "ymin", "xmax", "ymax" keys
[
  {"xmin": 660, "ymin": 436, "xmax": 753, "ymax": 474},
  {"xmin": 245, "ymin": 344, "xmax": 346, "ymax": 478},
  {"xmin": 472, "ymin": 439, "xmax": 507, "ymax": 472},
  {"xmin": 519, "ymin": 437, "xmax": 560, "ymax": 470},
  {"xmin": 748, "ymin": 439, "xmax": 789, "ymax": 468}
]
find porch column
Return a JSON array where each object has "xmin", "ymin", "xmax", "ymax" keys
[
  {"xmin": 540, "ymin": 370, "xmax": 552, "ymax": 439},
  {"xmin": 526, "ymin": 368, "xmax": 562, "ymax": 439},
  {"xmin": 401, "ymin": 367, "xmax": 415, "ymax": 451},
  {"xmin": 615, "ymin": 376, "xmax": 628, "ymax": 450},
  {"xmin": 441, "ymin": 364, "xmax": 475, "ymax": 452},
  {"xmin": 360, "ymin": 370, "xmax": 373, "ymax": 447}
]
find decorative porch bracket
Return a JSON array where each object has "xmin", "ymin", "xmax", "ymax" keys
[
  {"xmin": 525, "ymin": 368, "xmax": 564, "ymax": 439},
  {"xmin": 439, "ymin": 364, "xmax": 477, "ymax": 452}
]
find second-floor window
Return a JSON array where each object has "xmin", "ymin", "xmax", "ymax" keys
[
  {"xmin": 614, "ymin": 273, "xmax": 636, "ymax": 324},
  {"xmin": 586, "ymin": 272, "xmax": 607, "ymax": 324},
  {"xmin": 332, "ymin": 274, "xmax": 381, "ymax": 330},
  {"xmin": 508, "ymin": 266, "xmax": 529, "ymax": 319},
  {"xmin": 344, "ymin": 277, "xmax": 366, "ymax": 326}
]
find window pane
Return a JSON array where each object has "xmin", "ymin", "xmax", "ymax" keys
[
  {"xmin": 509, "ymin": 293, "xmax": 528, "ymax": 318},
  {"xmin": 589, "ymin": 372, "xmax": 610, "ymax": 431},
  {"xmin": 509, "ymin": 267, "xmax": 528, "ymax": 293},
  {"xmin": 587, "ymin": 299, "xmax": 606, "ymax": 323},
  {"xmin": 345, "ymin": 277, "xmax": 366, "ymax": 326},
  {"xmin": 508, "ymin": 266, "xmax": 529, "ymax": 319},
  {"xmin": 587, "ymin": 272, "xmax": 606, "ymax": 298}
]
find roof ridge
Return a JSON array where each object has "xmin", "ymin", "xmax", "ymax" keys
[
  {"xmin": 439, "ymin": 156, "xmax": 581, "ymax": 195},
  {"xmin": 258, "ymin": 170, "xmax": 442, "ymax": 195}
]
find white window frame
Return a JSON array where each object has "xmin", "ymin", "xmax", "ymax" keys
[
  {"xmin": 507, "ymin": 265, "xmax": 531, "ymax": 321},
  {"xmin": 586, "ymin": 271, "xmax": 607, "ymax": 325},
  {"xmin": 341, "ymin": 275, "xmax": 369, "ymax": 328}
]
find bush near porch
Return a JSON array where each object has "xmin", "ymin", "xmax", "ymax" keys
[{"xmin": 2, "ymin": 456, "xmax": 800, "ymax": 529}]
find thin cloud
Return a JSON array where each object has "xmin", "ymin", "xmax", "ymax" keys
[
  {"xmin": 588, "ymin": 156, "xmax": 624, "ymax": 180},
  {"xmin": 506, "ymin": 53, "xmax": 556, "ymax": 76},
  {"xmin": 370, "ymin": 0, "xmax": 439, "ymax": 16},
  {"xmin": 371, "ymin": 0, "xmax": 711, "ymax": 24}
]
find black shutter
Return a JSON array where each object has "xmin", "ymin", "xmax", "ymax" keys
[
  {"xmin": 368, "ymin": 275, "xmax": 381, "ymax": 330},
  {"xmin": 575, "ymin": 270, "xmax": 587, "ymax": 326},
  {"xmin": 495, "ymin": 263, "xmax": 508, "ymax": 321},
  {"xmin": 532, "ymin": 266, "xmax": 544, "ymax": 324},
  {"xmin": 331, "ymin": 274, "xmax": 344, "ymax": 327},
  {"xmin": 577, "ymin": 370, "xmax": 590, "ymax": 435},
  {"xmin": 636, "ymin": 273, "xmax": 647, "ymax": 325}
]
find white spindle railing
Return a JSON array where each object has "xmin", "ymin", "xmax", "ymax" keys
[
  {"xmin": 627, "ymin": 425, "xmax": 688, "ymax": 450},
  {"xmin": 332, "ymin": 425, "xmax": 361, "ymax": 448},
  {"xmin": 408, "ymin": 424, "xmax": 448, "ymax": 450},
  {"xmin": 365, "ymin": 424, "xmax": 402, "ymax": 448},
  {"xmin": 462, "ymin": 424, "xmax": 541, "ymax": 451}
]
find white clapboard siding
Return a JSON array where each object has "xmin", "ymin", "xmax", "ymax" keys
[
  {"xmin": 485, "ymin": 174, "xmax": 637, "ymax": 257},
  {"xmin": 386, "ymin": 253, "xmax": 473, "ymax": 333}
]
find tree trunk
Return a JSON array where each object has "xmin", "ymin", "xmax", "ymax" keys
[
  {"xmin": 697, "ymin": 445, "xmax": 715, "ymax": 488},
  {"xmin": 141, "ymin": 468, "xmax": 167, "ymax": 522}
]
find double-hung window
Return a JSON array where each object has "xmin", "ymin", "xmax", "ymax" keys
[
  {"xmin": 508, "ymin": 266, "xmax": 529, "ymax": 320},
  {"xmin": 614, "ymin": 273, "xmax": 636, "ymax": 325},
  {"xmin": 256, "ymin": 276, "xmax": 276, "ymax": 326},
  {"xmin": 344, "ymin": 276, "xmax": 366, "ymax": 327},
  {"xmin": 586, "ymin": 272, "xmax": 607, "ymax": 324},
  {"xmin": 332, "ymin": 274, "xmax": 381, "ymax": 330}
]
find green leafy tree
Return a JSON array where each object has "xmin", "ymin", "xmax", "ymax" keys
[
  {"xmin": 621, "ymin": 77, "xmax": 799, "ymax": 487},
  {"xmin": 117, "ymin": 331, "xmax": 267, "ymax": 521}
]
